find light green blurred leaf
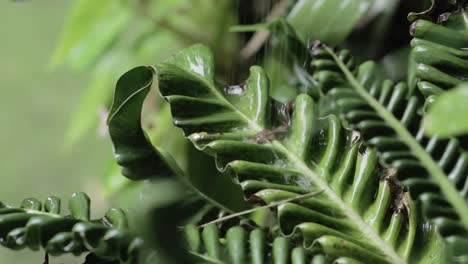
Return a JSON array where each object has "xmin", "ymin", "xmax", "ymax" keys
[
  {"xmin": 64, "ymin": 52, "xmax": 132, "ymax": 149},
  {"xmin": 135, "ymin": 30, "xmax": 183, "ymax": 64},
  {"xmin": 66, "ymin": 8, "xmax": 131, "ymax": 71},
  {"xmin": 51, "ymin": 0, "xmax": 129, "ymax": 70},
  {"xmin": 147, "ymin": 0, "xmax": 187, "ymax": 19},
  {"xmin": 287, "ymin": 0, "xmax": 374, "ymax": 44},
  {"xmin": 425, "ymin": 83, "xmax": 468, "ymax": 138}
]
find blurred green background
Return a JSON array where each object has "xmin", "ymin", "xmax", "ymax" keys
[{"xmin": 0, "ymin": 1, "xmax": 109, "ymax": 262}]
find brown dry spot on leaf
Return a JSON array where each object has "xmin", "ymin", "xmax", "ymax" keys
[{"xmin": 383, "ymin": 168, "xmax": 411, "ymax": 219}]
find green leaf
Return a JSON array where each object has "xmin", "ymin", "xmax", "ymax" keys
[
  {"xmin": 155, "ymin": 44, "xmax": 443, "ymax": 263},
  {"xmin": 312, "ymin": 44, "xmax": 468, "ymax": 261},
  {"xmin": 425, "ymin": 83, "xmax": 468, "ymax": 137},
  {"xmin": 287, "ymin": 0, "xmax": 374, "ymax": 44},
  {"xmin": 107, "ymin": 64, "xmax": 249, "ymax": 212},
  {"xmin": 0, "ymin": 194, "xmax": 140, "ymax": 263},
  {"xmin": 107, "ymin": 66, "xmax": 181, "ymax": 180},
  {"xmin": 187, "ymin": 225, "xmax": 320, "ymax": 264},
  {"xmin": 158, "ymin": 44, "xmax": 268, "ymax": 137},
  {"xmin": 410, "ymin": 11, "xmax": 468, "ymax": 101}
]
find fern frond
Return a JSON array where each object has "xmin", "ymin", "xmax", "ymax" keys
[
  {"xmin": 410, "ymin": 14, "xmax": 468, "ymax": 99},
  {"xmin": 185, "ymin": 224, "xmax": 326, "ymax": 264},
  {"xmin": 136, "ymin": 44, "xmax": 443, "ymax": 263},
  {"xmin": 312, "ymin": 45, "xmax": 468, "ymax": 261},
  {"xmin": 0, "ymin": 193, "xmax": 140, "ymax": 263}
]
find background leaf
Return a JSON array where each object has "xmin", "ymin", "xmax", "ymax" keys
[
  {"xmin": 425, "ymin": 83, "xmax": 468, "ymax": 137},
  {"xmin": 287, "ymin": 0, "xmax": 374, "ymax": 45},
  {"xmin": 50, "ymin": 0, "xmax": 126, "ymax": 69}
]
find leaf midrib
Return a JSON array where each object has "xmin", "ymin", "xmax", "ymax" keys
[
  {"xmin": 175, "ymin": 66, "xmax": 405, "ymax": 263},
  {"xmin": 164, "ymin": 65, "xmax": 263, "ymax": 132},
  {"xmin": 107, "ymin": 79, "xmax": 153, "ymax": 123},
  {"xmin": 324, "ymin": 46, "xmax": 468, "ymax": 228},
  {"xmin": 273, "ymin": 141, "xmax": 405, "ymax": 264},
  {"xmin": 163, "ymin": 63, "xmax": 405, "ymax": 263}
]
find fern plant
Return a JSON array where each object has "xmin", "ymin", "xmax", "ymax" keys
[
  {"xmin": 2, "ymin": 0, "xmax": 468, "ymax": 263},
  {"xmin": 307, "ymin": 8, "xmax": 468, "ymax": 261},
  {"xmin": 312, "ymin": 44, "xmax": 468, "ymax": 261},
  {"xmin": 106, "ymin": 39, "xmax": 452, "ymax": 262},
  {"xmin": 103, "ymin": 1, "xmax": 466, "ymax": 263}
]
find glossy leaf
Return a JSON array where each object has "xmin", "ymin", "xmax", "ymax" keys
[
  {"xmin": 107, "ymin": 63, "xmax": 249, "ymax": 212},
  {"xmin": 425, "ymin": 83, "xmax": 468, "ymax": 137},
  {"xmin": 0, "ymin": 193, "xmax": 140, "ymax": 263},
  {"xmin": 107, "ymin": 66, "xmax": 180, "ymax": 180},
  {"xmin": 410, "ymin": 10, "xmax": 468, "ymax": 101},
  {"xmin": 153, "ymin": 44, "xmax": 443, "ymax": 263}
]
